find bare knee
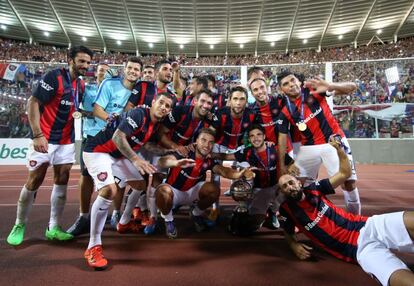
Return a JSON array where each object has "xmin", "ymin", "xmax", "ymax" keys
[
  {"xmin": 198, "ymin": 182, "xmax": 220, "ymax": 209},
  {"xmin": 155, "ymin": 185, "xmax": 173, "ymax": 214},
  {"xmin": 25, "ymin": 163, "xmax": 49, "ymax": 190},
  {"xmin": 403, "ymin": 211, "xmax": 414, "ymax": 241},
  {"xmin": 389, "ymin": 269, "xmax": 414, "ymax": 286},
  {"xmin": 53, "ymin": 164, "xmax": 72, "ymax": 185},
  {"xmin": 98, "ymin": 184, "xmax": 118, "ymax": 200}
]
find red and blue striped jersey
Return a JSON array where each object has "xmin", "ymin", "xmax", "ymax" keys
[
  {"xmin": 234, "ymin": 143, "xmax": 280, "ymax": 188},
  {"xmin": 128, "ymin": 81, "xmax": 175, "ymax": 107},
  {"xmin": 165, "ymin": 151, "xmax": 219, "ymax": 192},
  {"xmin": 211, "ymin": 106, "xmax": 256, "ymax": 149},
  {"xmin": 33, "ymin": 68, "xmax": 85, "ymax": 144},
  {"xmin": 250, "ymin": 94, "xmax": 286, "ymax": 144},
  {"xmin": 280, "ymin": 179, "xmax": 368, "ymax": 263},
  {"xmin": 84, "ymin": 107, "xmax": 159, "ymax": 158},
  {"xmin": 212, "ymin": 92, "xmax": 227, "ymax": 112},
  {"xmin": 162, "ymin": 105, "xmax": 212, "ymax": 145},
  {"xmin": 278, "ymin": 89, "xmax": 344, "ymax": 145}
]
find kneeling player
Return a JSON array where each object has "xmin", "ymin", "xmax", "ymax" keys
[{"xmin": 155, "ymin": 128, "xmax": 255, "ymax": 239}]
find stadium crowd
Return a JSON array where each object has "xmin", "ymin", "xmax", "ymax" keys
[{"xmin": 0, "ymin": 37, "xmax": 413, "ymax": 139}]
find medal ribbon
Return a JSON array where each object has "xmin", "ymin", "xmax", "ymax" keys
[{"xmin": 65, "ymin": 69, "xmax": 79, "ymax": 112}]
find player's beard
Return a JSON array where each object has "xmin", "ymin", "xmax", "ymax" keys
[
  {"xmin": 289, "ymin": 189, "xmax": 303, "ymax": 202},
  {"xmin": 159, "ymin": 75, "xmax": 171, "ymax": 84}
]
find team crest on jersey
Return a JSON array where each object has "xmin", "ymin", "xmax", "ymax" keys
[
  {"xmin": 29, "ymin": 160, "xmax": 37, "ymax": 167},
  {"xmin": 97, "ymin": 172, "xmax": 108, "ymax": 181},
  {"xmin": 307, "ymin": 96, "xmax": 315, "ymax": 105},
  {"xmin": 271, "ymin": 108, "xmax": 279, "ymax": 115}
]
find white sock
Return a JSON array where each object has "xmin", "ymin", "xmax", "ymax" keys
[
  {"xmin": 192, "ymin": 206, "xmax": 204, "ymax": 216},
  {"xmin": 161, "ymin": 211, "xmax": 174, "ymax": 222},
  {"xmin": 49, "ymin": 184, "xmax": 67, "ymax": 229},
  {"xmin": 16, "ymin": 186, "xmax": 37, "ymax": 225},
  {"xmin": 88, "ymin": 196, "xmax": 112, "ymax": 249},
  {"xmin": 147, "ymin": 187, "xmax": 157, "ymax": 219},
  {"xmin": 343, "ymin": 188, "xmax": 361, "ymax": 215},
  {"xmin": 119, "ymin": 189, "xmax": 142, "ymax": 225},
  {"xmin": 137, "ymin": 193, "xmax": 148, "ymax": 211}
]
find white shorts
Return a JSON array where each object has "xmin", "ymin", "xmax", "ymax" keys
[
  {"xmin": 27, "ymin": 143, "xmax": 75, "ymax": 171},
  {"xmin": 295, "ymin": 137, "xmax": 357, "ymax": 182},
  {"xmin": 83, "ymin": 152, "xmax": 144, "ymax": 190},
  {"xmin": 160, "ymin": 181, "xmax": 205, "ymax": 207},
  {"xmin": 292, "ymin": 142, "xmax": 301, "ymax": 160},
  {"xmin": 249, "ymin": 186, "xmax": 279, "ymax": 215},
  {"xmin": 357, "ymin": 212, "xmax": 414, "ymax": 286}
]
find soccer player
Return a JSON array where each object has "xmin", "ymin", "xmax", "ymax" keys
[
  {"xmin": 126, "ymin": 59, "xmax": 175, "ymax": 109},
  {"xmin": 217, "ymin": 124, "xmax": 297, "ymax": 235},
  {"xmin": 158, "ymin": 89, "xmax": 215, "ymax": 156},
  {"xmin": 124, "ymin": 59, "xmax": 176, "ymax": 233},
  {"xmin": 6, "ymin": 46, "xmax": 93, "ymax": 246},
  {"xmin": 83, "ymin": 92, "xmax": 174, "ymax": 270},
  {"xmin": 278, "ymin": 140, "xmax": 414, "ymax": 286},
  {"xmin": 93, "ymin": 56, "xmax": 142, "ymax": 228},
  {"xmin": 178, "ymin": 76, "xmax": 209, "ymax": 106},
  {"xmin": 66, "ymin": 63, "xmax": 110, "ymax": 236},
  {"xmin": 156, "ymin": 128, "xmax": 255, "ymax": 239},
  {"xmin": 277, "ymin": 71, "xmax": 361, "ymax": 214},
  {"xmin": 119, "ymin": 89, "xmax": 215, "ymax": 234},
  {"xmin": 142, "ymin": 65, "xmax": 155, "ymax": 82}
]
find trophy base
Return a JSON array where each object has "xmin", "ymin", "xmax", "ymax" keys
[{"xmin": 228, "ymin": 209, "xmax": 256, "ymax": 236}]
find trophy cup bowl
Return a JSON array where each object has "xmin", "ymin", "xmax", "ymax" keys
[{"xmin": 229, "ymin": 178, "xmax": 253, "ymax": 213}]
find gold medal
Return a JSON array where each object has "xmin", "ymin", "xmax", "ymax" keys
[
  {"xmin": 297, "ymin": 122, "xmax": 307, "ymax": 131},
  {"xmin": 72, "ymin": 111, "xmax": 82, "ymax": 119}
]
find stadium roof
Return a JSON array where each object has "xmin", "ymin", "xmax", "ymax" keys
[{"xmin": 1, "ymin": 0, "xmax": 414, "ymax": 56}]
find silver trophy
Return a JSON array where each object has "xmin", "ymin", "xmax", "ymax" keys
[{"xmin": 229, "ymin": 178, "xmax": 254, "ymax": 213}]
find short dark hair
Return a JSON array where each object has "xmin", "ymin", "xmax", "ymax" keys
[
  {"xmin": 144, "ymin": 65, "xmax": 155, "ymax": 70},
  {"xmin": 155, "ymin": 91, "xmax": 176, "ymax": 105},
  {"xmin": 247, "ymin": 66, "xmax": 264, "ymax": 80},
  {"xmin": 155, "ymin": 59, "xmax": 171, "ymax": 71},
  {"xmin": 229, "ymin": 86, "xmax": 248, "ymax": 99},
  {"xmin": 197, "ymin": 127, "xmax": 216, "ymax": 138},
  {"xmin": 195, "ymin": 89, "xmax": 214, "ymax": 100},
  {"xmin": 277, "ymin": 70, "xmax": 305, "ymax": 86},
  {"xmin": 247, "ymin": 124, "xmax": 265, "ymax": 135},
  {"xmin": 193, "ymin": 76, "xmax": 209, "ymax": 89},
  {"xmin": 127, "ymin": 56, "xmax": 143, "ymax": 70},
  {"xmin": 68, "ymin": 45, "xmax": 93, "ymax": 61}
]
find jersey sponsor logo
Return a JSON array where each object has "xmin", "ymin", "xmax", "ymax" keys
[
  {"xmin": 126, "ymin": 116, "xmax": 138, "ymax": 129},
  {"xmin": 303, "ymin": 107, "xmax": 322, "ymax": 124},
  {"xmin": 97, "ymin": 172, "xmax": 108, "ymax": 182},
  {"xmin": 29, "ymin": 160, "xmax": 37, "ymax": 167},
  {"xmin": 261, "ymin": 120, "xmax": 279, "ymax": 127},
  {"xmin": 168, "ymin": 112, "xmax": 176, "ymax": 123},
  {"xmin": 130, "ymin": 136, "xmax": 144, "ymax": 146},
  {"xmin": 304, "ymin": 203, "xmax": 329, "ymax": 231},
  {"xmin": 40, "ymin": 80, "xmax": 54, "ymax": 91},
  {"xmin": 60, "ymin": 100, "xmax": 74, "ymax": 106},
  {"xmin": 179, "ymin": 169, "xmax": 203, "ymax": 180},
  {"xmin": 131, "ymin": 89, "xmax": 138, "ymax": 95}
]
